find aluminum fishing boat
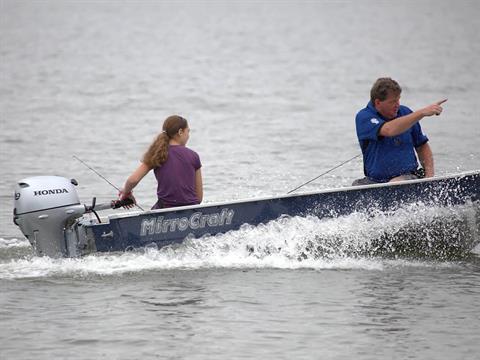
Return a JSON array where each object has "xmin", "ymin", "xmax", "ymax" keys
[{"xmin": 13, "ymin": 170, "xmax": 480, "ymax": 258}]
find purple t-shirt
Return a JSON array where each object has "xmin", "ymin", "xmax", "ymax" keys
[{"xmin": 153, "ymin": 145, "xmax": 201, "ymax": 207}]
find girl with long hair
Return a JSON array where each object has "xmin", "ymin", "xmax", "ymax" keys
[{"xmin": 119, "ymin": 115, "xmax": 203, "ymax": 209}]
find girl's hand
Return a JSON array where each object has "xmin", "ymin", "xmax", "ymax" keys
[{"xmin": 118, "ymin": 190, "xmax": 136, "ymax": 209}]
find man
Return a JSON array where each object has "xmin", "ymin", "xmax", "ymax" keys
[{"xmin": 354, "ymin": 77, "xmax": 447, "ymax": 185}]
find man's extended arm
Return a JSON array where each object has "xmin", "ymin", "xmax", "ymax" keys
[{"xmin": 379, "ymin": 99, "xmax": 447, "ymax": 137}]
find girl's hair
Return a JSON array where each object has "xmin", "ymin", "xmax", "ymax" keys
[{"xmin": 142, "ymin": 115, "xmax": 188, "ymax": 168}]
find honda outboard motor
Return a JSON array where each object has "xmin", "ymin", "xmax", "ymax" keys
[{"xmin": 13, "ymin": 176, "xmax": 86, "ymax": 257}]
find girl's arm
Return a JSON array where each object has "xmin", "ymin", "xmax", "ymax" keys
[
  {"xmin": 195, "ymin": 168, "xmax": 203, "ymax": 203},
  {"xmin": 119, "ymin": 162, "xmax": 151, "ymax": 200}
]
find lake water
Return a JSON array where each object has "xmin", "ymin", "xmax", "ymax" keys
[{"xmin": 1, "ymin": 0, "xmax": 479, "ymax": 359}]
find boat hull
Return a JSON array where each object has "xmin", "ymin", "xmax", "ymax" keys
[{"xmin": 84, "ymin": 171, "xmax": 480, "ymax": 257}]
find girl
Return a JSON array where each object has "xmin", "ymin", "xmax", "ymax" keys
[{"xmin": 119, "ymin": 115, "xmax": 203, "ymax": 209}]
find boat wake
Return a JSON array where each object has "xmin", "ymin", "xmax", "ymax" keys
[{"xmin": 1, "ymin": 202, "xmax": 478, "ymax": 279}]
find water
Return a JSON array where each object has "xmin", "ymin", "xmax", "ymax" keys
[{"xmin": 1, "ymin": 0, "xmax": 480, "ymax": 358}]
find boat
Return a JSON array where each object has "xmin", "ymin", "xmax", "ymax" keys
[{"xmin": 13, "ymin": 170, "xmax": 480, "ymax": 258}]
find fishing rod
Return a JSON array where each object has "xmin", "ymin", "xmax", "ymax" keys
[
  {"xmin": 287, "ymin": 153, "xmax": 362, "ymax": 194},
  {"xmin": 73, "ymin": 155, "xmax": 145, "ymax": 211}
]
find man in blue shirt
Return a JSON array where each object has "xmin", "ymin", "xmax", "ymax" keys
[{"xmin": 354, "ymin": 77, "xmax": 447, "ymax": 184}]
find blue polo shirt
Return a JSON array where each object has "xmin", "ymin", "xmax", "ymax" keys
[{"xmin": 355, "ymin": 101, "xmax": 429, "ymax": 182}]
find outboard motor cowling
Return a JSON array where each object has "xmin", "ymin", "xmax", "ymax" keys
[{"xmin": 14, "ymin": 176, "xmax": 86, "ymax": 257}]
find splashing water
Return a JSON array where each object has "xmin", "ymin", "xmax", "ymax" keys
[
  {"xmin": 1, "ymin": 202, "xmax": 478, "ymax": 279},
  {"xmin": 0, "ymin": 237, "xmax": 30, "ymax": 249}
]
